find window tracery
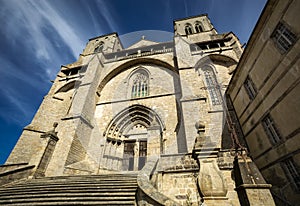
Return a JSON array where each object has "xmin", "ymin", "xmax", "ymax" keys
[
  {"xmin": 202, "ymin": 66, "xmax": 221, "ymax": 105},
  {"xmin": 130, "ymin": 70, "xmax": 149, "ymax": 98}
]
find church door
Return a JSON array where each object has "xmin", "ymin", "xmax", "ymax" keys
[
  {"xmin": 123, "ymin": 141, "xmax": 135, "ymax": 171},
  {"xmin": 138, "ymin": 140, "xmax": 147, "ymax": 170},
  {"xmin": 123, "ymin": 140, "xmax": 147, "ymax": 171}
]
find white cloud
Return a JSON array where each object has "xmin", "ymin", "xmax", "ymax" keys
[
  {"xmin": 95, "ymin": 0, "xmax": 118, "ymax": 32},
  {"xmin": 0, "ymin": 56, "xmax": 45, "ymax": 89},
  {"xmin": 0, "ymin": 86, "xmax": 33, "ymax": 124},
  {"xmin": 2, "ymin": 0, "xmax": 85, "ymax": 60},
  {"xmin": 86, "ymin": 3, "xmax": 102, "ymax": 34}
]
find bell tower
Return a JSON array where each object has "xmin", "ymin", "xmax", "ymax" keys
[{"xmin": 174, "ymin": 14, "xmax": 217, "ymax": 37}]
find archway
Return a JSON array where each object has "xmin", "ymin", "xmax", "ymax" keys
[{"xmin": 102, "ymin": 104, "xmax": 165, "ymax": 171}]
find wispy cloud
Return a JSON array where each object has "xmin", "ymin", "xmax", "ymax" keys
[
  {"xmin": 86, "ymin": 3, "xmax": 102, "ymax": 34},
  {"xmin": 183, "ymin": 0, "xmax": 188, "ymax": 16},
  {"xmin": 0, "ymin": 0, "xmax": 88, "ymax": 125},
  {"xmin": 0, "ymin": 56, "xmax": 44, "ymax": 88},
  {"xmin": 95, "ymin": 0, "xmax": 118, "ymax": 32},
  {"xmin": 0, "ymin": 86, "xmax": 34, "ymax": 124},
  {"xmin": 2, "ymin": 0, "xmax": 85, "ymax": 60},
  {"xmin": 0, "ymin": 56, "xmax": 47, "ymax": 123}
]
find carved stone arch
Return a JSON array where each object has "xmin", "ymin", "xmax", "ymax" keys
[
  {"xmin": 127, "ymin": 66, "xmax": 150, "ymax": 81},
  {"xmin": 97, "ymin": 58, "xmax": 176, "ymax": 95},
  {"xmin": 194, "ymin": 54, "xmax": 238, "ymax": 74},
  {"xmin": 104, "ymin": 104, "xmax": 165, "ymax": 140},
  {"xmin": 102, "ymin": 104, "xmax": 166, "ymax": 171}
]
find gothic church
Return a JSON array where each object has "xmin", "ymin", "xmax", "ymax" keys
[{"xmin": 0, "ymin": 14, "xmax": 276, "ymax": 206}]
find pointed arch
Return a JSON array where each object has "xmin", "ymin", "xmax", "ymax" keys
[
  {"xmin": 104, "ymin": 104, "xmax": 165, "ymax": 140},
  {"xmin": 194, "ymin": 54, "xmax": 238, "ymax": 74},
  {"xmin": 97, "ymin": 57, "xmax": 176, "ymax": 95},
  {"xmin": 201, "ymin": 65, "xmax": 222, "ymax": 105},
  {"xmin": 128, "ymin": 67, "xmax": 149, "ymax": 98}
]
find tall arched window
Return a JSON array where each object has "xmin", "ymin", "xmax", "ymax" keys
[
  {"xmin": 202, "ymin": 66, "xmax": 221, "ymax": 105},
  {"xmin": 94, "ymin": 42, "xmax": 104, "ymax": 53},
  {"xmin": 195, "ymin": 22, "xmax": 203, "ymax": 33},
  {"xmin": 130, "ymin": 69, "xmax": 149, "ymax": 98},
  {"xmin": 185, "ymin": 24, "xmax": 193, "ymax": 35}
]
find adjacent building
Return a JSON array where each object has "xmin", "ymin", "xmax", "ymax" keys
[{"xmin": 226, "ymin": 0, "xmax": 300, "ymax": 205}]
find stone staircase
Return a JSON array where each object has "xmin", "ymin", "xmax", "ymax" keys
[{"xmin": 0, "ymin": 173, "xmax": 138, "ymax": 205}]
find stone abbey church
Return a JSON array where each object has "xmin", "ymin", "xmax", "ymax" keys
[{"xmin": 1, "ymin": 5, "xmax": 292, "ymax": 206}]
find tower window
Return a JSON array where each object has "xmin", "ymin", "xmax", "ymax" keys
[
  {"xmin": 130, "ymin": 70, "xmax": 149, "ymax": 98},
  {"xmin": 94, "ymin": 42, "xmax": 104, "ymax": 53},
  {"xmin": 262, "ymin": 114, "xmax": 281, "ymax": 144},
  {"xmin": 202, "ymin": 66, "xmax": 221, "ymax": 105},
  {"xmin": 271, "ymin": 22, "xmax": 296, "ymax": 53},
  {"xmin": 195, "ymin": 23, "xmax": 203, "ymax": 33},
  {"xmin": 244, "ymin": 77, "xmax": 257, "ymax": 100},
  {"xmin": 185, "ymin": 24, "xmax": 193, "ymax": 35},
  {"xmin": 282, "ymin": 158, "xmax": 300, "ymax": 191}
]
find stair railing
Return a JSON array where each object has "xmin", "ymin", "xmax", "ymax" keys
[{"xmin": 136, "ymin": 155, "xmax": 180, "ymax": 206}]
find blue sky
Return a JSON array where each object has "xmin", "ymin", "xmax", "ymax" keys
[{"xmin": 0, "ymin": 0, "xmax": 267, "ymax": 164}]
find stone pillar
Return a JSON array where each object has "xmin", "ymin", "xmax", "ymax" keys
[
  {"xmin": 133, "ymin": 141, "xmax": 139, "ymax": 171},
  {"xmin": 147, "ymin": 124, "xmax": 161, "ymax": 156},
  {"xmin": 107, "ymin": 142, "xmax": 113, "ymax": 170},
  {"xmin": 116, "ymin": 141, "xmax": 123, "ymax": 170},
  {"xmin": 104, "ymin": 141, "xmax": 111, "ymax": 169},
  {"xmin": 234, "ymin": 155, "xmax": 276, "ymax": 206},
  {"xmin": 34, "ymin": 123, "xmax": 59, "ymax": 178},
  {"xmin": 193, "ymin": 122, "xmax": 229, "ymax": 205},
  {"xmin": 197, "ymin": 158, "xmax": 228, "ymax": 205}
]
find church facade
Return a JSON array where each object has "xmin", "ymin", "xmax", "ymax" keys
[{"xmin": 0, "ymin": 13, "xmax": 277, "ymax": 206}]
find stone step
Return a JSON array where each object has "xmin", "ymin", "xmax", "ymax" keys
[
  {"xmin": 0, "ymin": 194, "xmax": 136, "ymax": 201},
  {"xmin": 0, "ymin": 191, "xmax": 137, "ymax": 205},
  {"xmin": 17, "ymin": 176, "xmax": 138, "ymax": 183},
  {"xmin": 1, "ymin": 183, "xmax": 137, "ymax": 190},
  {"xmin": 0, "ymin": 187, "xmax": 137, "ymax": 195},
  {"xmin": 0, "ymin": 189, "xmax": 137, "ymax": 197},
  {"xmin": 0, "ymin": 185, "xmax": 137, "ymax": 195},
  {"xmin": 1, "ymin": 176, "xmax": 137, "ymax": 187},
  {"xmin": 0, "ymin": 200, "xmax": 135, "ymax": 205},
  {"xmin": 30, "ymin": 174, "xmax": 138, "ymax": 181},
  {"xmin": 0, "ymin": 174, "xmax": 138, "ymax": 205},
  {"xmin": 0, "ymin": 200, "xmax": 136, "ymax": 206},
  {"xmin": 4, "ymin": 180, "xmax": 137, "ymax": 187}
]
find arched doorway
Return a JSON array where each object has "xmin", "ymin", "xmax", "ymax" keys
[{"xmin": 102, "ymin": 104, "xmax": 165, "ymax": 171}]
